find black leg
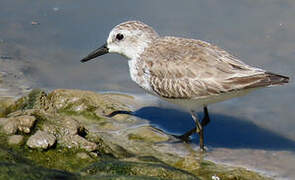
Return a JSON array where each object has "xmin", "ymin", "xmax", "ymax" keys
[
  {"xmin": 175, "ymin": 106, "xmax": 210, "ymax": 151},
  {"xmin": 175, "ymin": 127, "xmax": 196, "ymax": 142},
  {"xmin": 201, "ymin": 106, "xmax": 210, "ymax": 127},
  {"xmin": 191, "ymin": 111, "xmax": 205, "ymax": 151}
]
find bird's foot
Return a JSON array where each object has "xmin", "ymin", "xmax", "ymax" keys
[
  {"xmin": 173, "ymin": 127, "xmax": 196, "ymax": 142},
  {"xmin": 173, "ymin": 134, "xmax": 191, "ymax": 143}
]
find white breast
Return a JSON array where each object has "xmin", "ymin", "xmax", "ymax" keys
[{"xmin": 128, "ymin": 59, "xmax": 154, "ymax": 94}]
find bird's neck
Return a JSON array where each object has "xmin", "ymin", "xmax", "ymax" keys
[{"xmin": 123, "ymin": 36, "xmax": 158, "ymax": 60}]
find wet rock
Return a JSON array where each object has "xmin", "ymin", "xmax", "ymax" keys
[
  {"xmin": 0, "ymin": 118, "xmax": 9, "ymax": 126},
  {"xmin": 59, "ymin": 135, "xmax": 97, "ymax": 152},
  {"xmin": 41, "ymin": 116, "xmax": 85, "ymax": 138},
  {"xmin": 8, "ymin": 135, "xmax": 24, "ymax": 145},
  {"xmin": 0, "ymin": 89, "xmax": 272, "ymax": 179},
  {"xmin": 17, "ymin": 115, "xmax": 36, "ymax": 133},
  {"xmin": 0, "ymin": 163, "xmax": 79, "ymax": 180},
  {"xmin": 62, "ymin": 117, "xmax": 82, "ymax": 135},
  {"xmin": 1, "ymin": 115, "xmax": 36, "ymax": 134},
  {"xmin": 7, "ymin": 89, "xmax": 51, "ymax": 113},
  {"xmin": 127, "ymin": 126, "xmax": 170, "ymax": 143},
  {"xmin": 27, "ymin": 130, "xmax": 56, "ymax": 149},
  {"xmin": 48, "ymin": 89, "xmax": 131, "ymax": 119},
  {"xmin": 1, "ymin": 119, "xmax": 18, "ymax": 134},
  {"xmin": 7, "ymin": 109, "xmax": 40, "ymax": 118},
  {"xmin": 82, "ymin": 159, "xmax": 198, "ymax": 180}
]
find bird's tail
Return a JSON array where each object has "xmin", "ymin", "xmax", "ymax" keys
[
  {"xmin": 242, "ymin": 72, "xmax": 289, "ymax": 89},
  {"xmin": 264, "ymin": 72, "xmax": 289, "ymax": 86}
]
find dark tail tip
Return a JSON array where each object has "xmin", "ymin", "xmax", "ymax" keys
[{"xmin": 266, "ymin": 72, "xmax": 290, "ymax": 85}]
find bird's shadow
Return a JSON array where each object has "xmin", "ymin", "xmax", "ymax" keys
[{"xmin": 109, "ymin": 106, "xmax": 295, "ymax": 151}]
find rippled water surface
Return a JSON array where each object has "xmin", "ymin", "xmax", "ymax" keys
[{"xmin": 1, "ymin": 0, "xmax": 295, "ymax": 179}]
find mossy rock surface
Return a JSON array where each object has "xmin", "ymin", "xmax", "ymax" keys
[
  {"xmin": 82, "ymin": 160, "xmax": 197, "ymax": 180},
  {"xmin": 0, "ymin": 89, "xmax": 272, "ymax": 180},
  {"xmin": 0, "ymin": 162, "xmax": 79, "ymax": 180}
]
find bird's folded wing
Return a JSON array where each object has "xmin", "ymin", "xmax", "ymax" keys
[{"xmin": 141, "ymin": 37, "xmax": 287, "ymax": 99}]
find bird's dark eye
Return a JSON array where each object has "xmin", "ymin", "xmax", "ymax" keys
[{"xmin": 116, "ymin": 33, "xmax": 124, "ymax": 40}]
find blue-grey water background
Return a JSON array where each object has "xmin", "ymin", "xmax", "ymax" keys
[{"xmin": 0, "ymin": 0, "xmax": 295, "ymax": 179}]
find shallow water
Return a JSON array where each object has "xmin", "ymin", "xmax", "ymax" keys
[{"xmin": 1, "ymin": 0, "xmax": 295, "ymax": 179}]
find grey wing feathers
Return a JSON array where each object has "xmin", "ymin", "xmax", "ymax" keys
[{"xmin": 142, "ymin": 37, "xmax": 289, "ymax": 99}]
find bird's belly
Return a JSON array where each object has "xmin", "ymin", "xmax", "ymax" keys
[{"xmin": 161, "ymin": 89, "xmax": 256, "ymax": 110}]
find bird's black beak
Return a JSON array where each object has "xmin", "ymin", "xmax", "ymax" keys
[{"xmin": 81, "ymin": 43, "xmax": 109, "ymax": 63}]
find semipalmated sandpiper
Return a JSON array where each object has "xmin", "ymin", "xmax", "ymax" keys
[{"xmin": 81, "ymin": 21, "xmax": 289, "ymax": 150}]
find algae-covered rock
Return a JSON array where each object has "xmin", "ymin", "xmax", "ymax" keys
[
  {"xmin": 0, "ymin": 145, "xmax": 79, "ymax": 180},
  {"xmin": 127, "ymin": 126, "xmax": 169, "ymax": 143},
  {"xmin": 8, "ymin": 89, "xmax": 50, "ymax": 113},
  {"xmin": 1, "ymin": 115, "xmax": 36, "ymax": 134},
  {"xmin": 0, "ymin": 97, "xmax": 14, "ymax": 117},
  {"xmin": 82, "ymin": 159, "xmax": 198, "ymax": 180},
  {"xmin": 1, "ymin": 118, "xmax": 17, "ymax": 134},
  {"xmin": 0, "ymin": 163, "xmax": 79, "ymax": 180},
  {"xmin": 47, "ymin": 89, "xmax": 131, "ymax": 120},
  {"xmin": 8, "ymin": 135, "xmax": 24, "ymax": 145},
  {"xmin": 59, "ymin": 134, "xmax": 97, "ymax": 152},
  {"xmin": 26, "ymin": 130, "xmax": 56, "ymax": 150},
  {"xmin": 0, "ymin": 89, "xmax": 272, "ymax": 180},
  {"xmin": 16, "ymin": 115, "xmax": 36, "ymax": 133},
  {"xmin": 76, "ymin": 152, "xmax": 91, "ymax": 160}
]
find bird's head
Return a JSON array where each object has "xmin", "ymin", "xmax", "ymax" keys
[{"xmin": 81, "ymin": 21, "xmax": 158, "ymax": 62}]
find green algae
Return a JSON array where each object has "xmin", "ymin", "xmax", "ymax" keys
[
  {"xmin": 0, "ymin": 132, "xmax": 90, "ymax": 172},
  {"xmin": 9, "ymin": 89, "xmax": 47, "ymax": 112},
  {"xmin": 0, "ymin": 89, "xmax": 273, "ymax": 180},
  {"xmin": 82, "ymin": 159, "xmax": 198, "ymax": 180},
  {"xmin": 0, "ymin": 133, "xmax": 78, "ymax": 179},
  {"xmin": 23, "ymin": 148, "xmax": 95, "ymax": 172},
  {"xmin": 83, "ymin": 175, "xmax": 165, "ymax": 180},
  {"xmin": 0, "ymin": 97, "xmax": 14, "ymax": 117},
  {"xmin": 0, "ymin": 163, "xmax": 79, "ymax": 180},
  {"xmin": 128, "ymin": 133, "xmax": 146, "ymax": 141},
  {"xmin": 22, "ymin": 89, "xmax": 47, "ymax": 110},
  {"xmin": 61, "ymin": 110, "xmax": 103, "ymax": 122}
]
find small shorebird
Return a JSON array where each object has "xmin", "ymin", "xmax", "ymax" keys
[{"xmin": 81, "ymin": 21, "xmax": 289, "ymax": 150}]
